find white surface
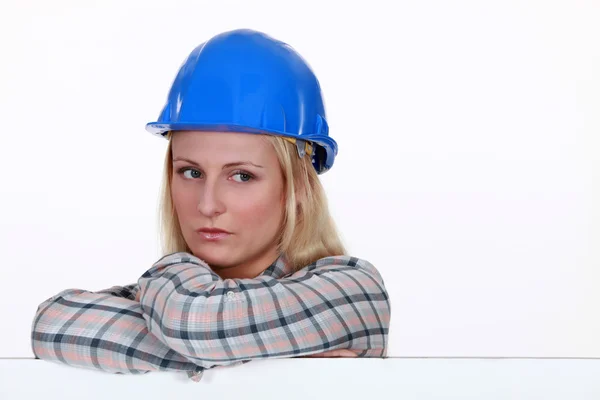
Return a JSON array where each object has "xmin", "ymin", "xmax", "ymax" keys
[
  {"xmin": 1, "ymin": 358, "xmax": 600, "ymax": 399},
  {"xmin": 1, "ymin": 0, "xmax": 599, "ymax": 359}
]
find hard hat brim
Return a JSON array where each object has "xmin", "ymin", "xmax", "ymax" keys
[{"xmin": 145, "ymin": 122, "xmax": 337, "ymax": 174}]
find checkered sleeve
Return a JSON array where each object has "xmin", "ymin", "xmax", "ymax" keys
[
  {"xmin": 30, "ymin": 285, "xmax": 206, "ymax": 377},
  {"xmin": 137, "ymin": 252, "xmax": 391, "ymax": 369},
  {"xmin": 94, "ymin": 282, "xmax": 139, "ymax": 301}
]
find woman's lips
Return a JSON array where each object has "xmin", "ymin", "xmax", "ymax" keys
[{"xmin": 197, "ymin": 231, "xmax": 231, "ymax": 241}]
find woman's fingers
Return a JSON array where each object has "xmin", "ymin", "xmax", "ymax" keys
[{"xmin": 300, "ymin": 349, "xmax": 359, "ymax": 358}]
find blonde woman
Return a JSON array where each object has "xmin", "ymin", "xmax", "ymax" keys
[{"xmin": 31, "ymin": 29, "xmax": 391, "ymax": 382}]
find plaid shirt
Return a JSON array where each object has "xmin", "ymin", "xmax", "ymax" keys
[{"xmin": 31, "ymin": 252, "xmax": 391, "ymax": 382}]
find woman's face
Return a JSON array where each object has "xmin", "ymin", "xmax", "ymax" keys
[{"xmin": 170, "ymin": 131, "xmax": 285, "ymax": 279}]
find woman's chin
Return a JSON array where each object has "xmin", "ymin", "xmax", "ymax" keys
[{"xmin": 190, "ymin": 249, "xmax": 234, "ymax": 268}]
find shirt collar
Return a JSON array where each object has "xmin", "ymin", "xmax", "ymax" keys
[{"xmin": 259, "ymin": 253, "xmax": 294, "ymax": 279}]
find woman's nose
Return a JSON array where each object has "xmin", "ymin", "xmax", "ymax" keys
[{"xmin": 196, "ymin": 179, "xmax": 226, "ymax": 216}]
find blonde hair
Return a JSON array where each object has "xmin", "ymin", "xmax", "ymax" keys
[{"xmin": 157, "ymin": 131, "xmax": 347, "ymax": 273}]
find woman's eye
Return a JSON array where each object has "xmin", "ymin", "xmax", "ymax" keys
[
  {"xmin": 232, "ymin": 172, "xmax": 253, "ymax": 183},
  {"xmin": 181, "ymin": 169, "xmax": 201, "ymax": 179},
  {"xmin": 179, "ymin": 168, "xmax": 252, "ymax": 183}
]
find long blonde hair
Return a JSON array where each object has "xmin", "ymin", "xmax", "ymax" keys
[{"xmin": 157, "ymin": 131, "xmax": 347, "ymax": 273}]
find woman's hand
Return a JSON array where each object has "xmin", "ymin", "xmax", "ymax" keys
[
  {"xmin": 298, "ymin": 349, "xmax": 359, "ymax": 358},
  {"xmin": 135, "ymin": 291, "xmax": 140, "ymax": 302}
]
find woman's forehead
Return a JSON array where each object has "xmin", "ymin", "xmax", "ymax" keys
[{"xmin": 171, "ymin": 131, "xmax": 274, "ymax": 162}]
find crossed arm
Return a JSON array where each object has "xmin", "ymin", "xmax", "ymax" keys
[{"xmin": 31, "ymin": 253, "xmax": 391, "ymax": 375}]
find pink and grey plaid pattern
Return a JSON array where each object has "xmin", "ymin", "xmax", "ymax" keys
[{"xmin": 31, "ymin": 252, "xmax": 391, "ymax": 382}]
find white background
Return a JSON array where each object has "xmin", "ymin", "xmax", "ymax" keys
[
  {"xmin": 1, "ymin": 0, "xmax": 599, "ymax": 371},
  {"xmin": 2, "ymin": 358, "xmax": 600, "ymax": 398}
]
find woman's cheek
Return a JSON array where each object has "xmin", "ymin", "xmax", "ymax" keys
[{"xmin": 237, "ymin": 200, "xmax": 270, "ymax": 223}]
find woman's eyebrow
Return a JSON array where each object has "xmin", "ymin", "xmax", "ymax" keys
[{"xmin": 173, "ymin": 157, "xmax": 264, "ymax": 169}]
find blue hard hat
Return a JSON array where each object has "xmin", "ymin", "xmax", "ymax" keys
[{"xmin": 146, "ymin": 29, "xmax": 337, "ymax": 174}]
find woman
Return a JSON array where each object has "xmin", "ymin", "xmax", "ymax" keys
[{"xmin": 31, "ymin": 29, "xmax": 391, "ymax": 382}]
